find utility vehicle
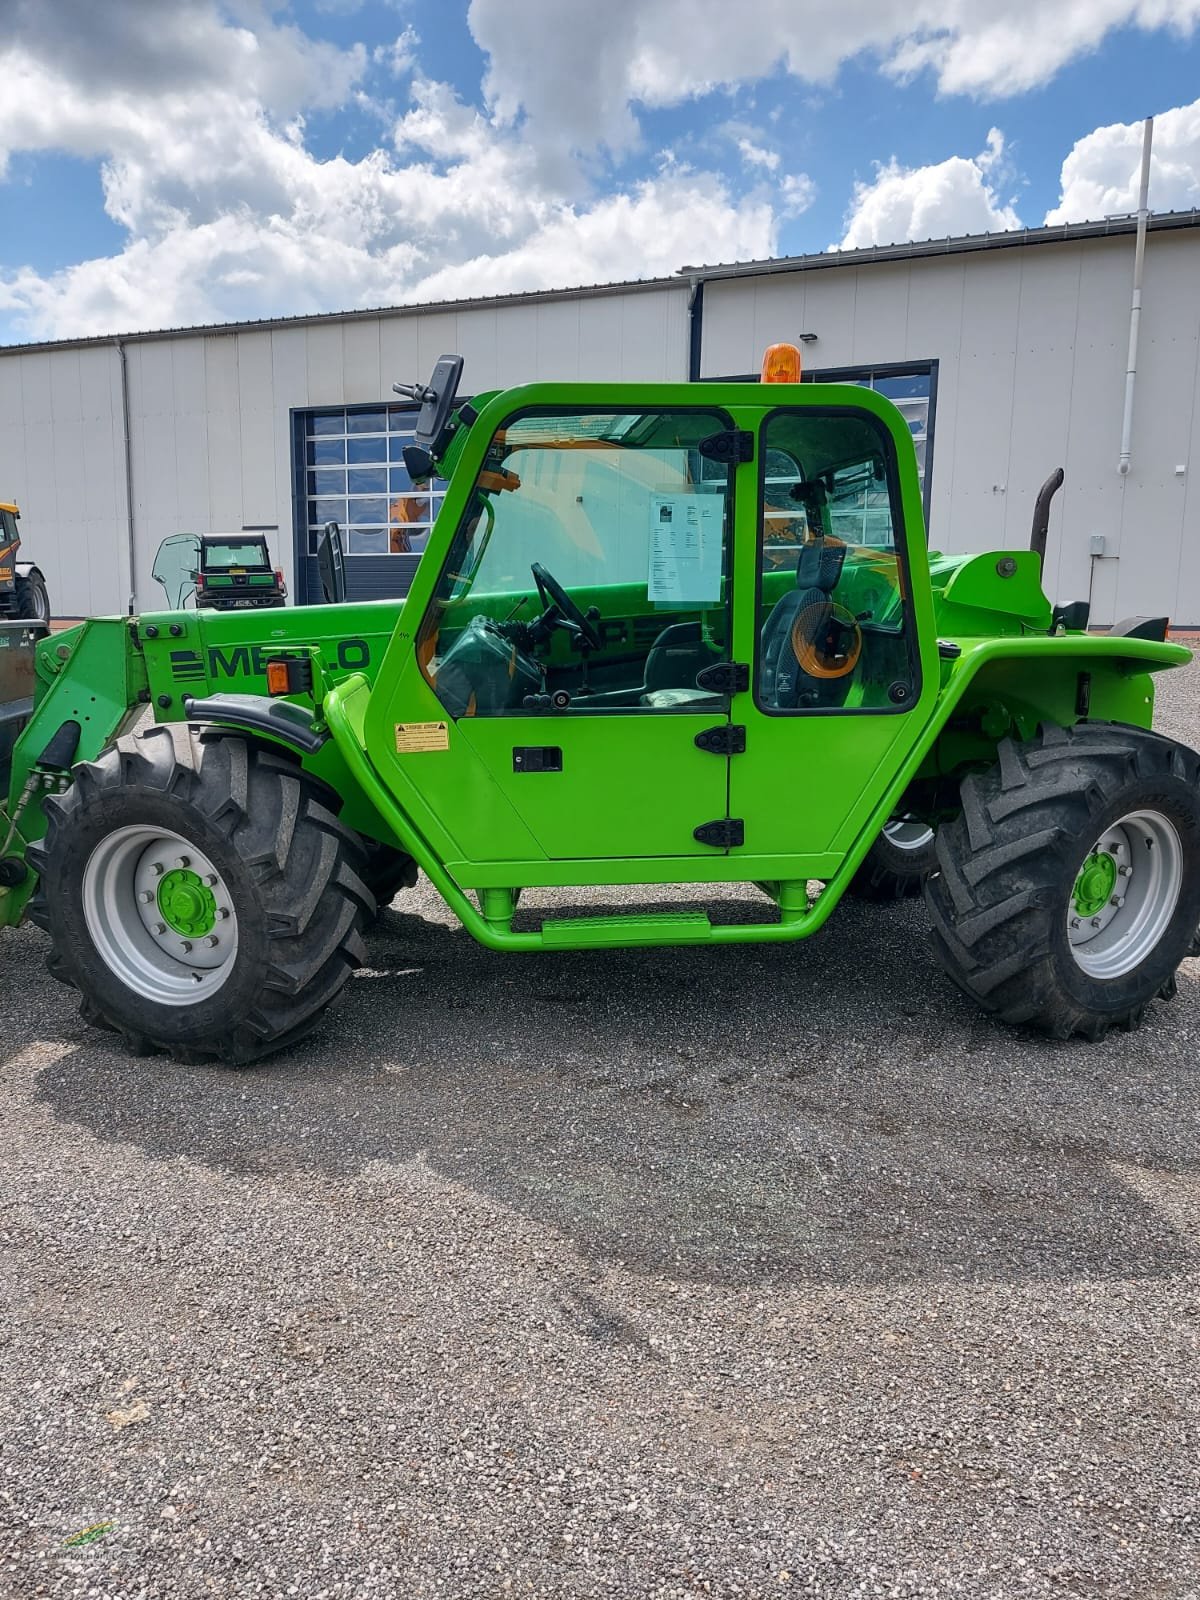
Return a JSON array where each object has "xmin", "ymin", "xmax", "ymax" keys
[
  {"xmin": 1, "ymin": 347, "xmax": 1197, "ymax": 1064},
  {"xmin": 151, "ymin": 531, "xmax": 287, "ymax": 612},
  {"xmin": 0, "ymin": 502, "xmax": 51, "ymax": 623}
]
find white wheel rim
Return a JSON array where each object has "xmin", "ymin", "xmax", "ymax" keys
[
  {"xmin": 883, "ymin": 818, "xmax": 935, "ymax": 851},
  {"xmin": 82, "ymin": 825, "xmax": 239, "ymax": 1005},
  {"xmin": 1067, "ymin": 810, "xmax": 1183, "ymax": 979}
]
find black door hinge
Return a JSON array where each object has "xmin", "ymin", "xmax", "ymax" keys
[
  {"xmin": 698, "ymin": 429, "xmax": 754, "ymax": 465},
  {"xmin": 695, "ymin": 660, "xmax": 750, "ymax": 694},
  {"xmin": 694, "ymin": 724, "xmax": 746, "ymax": 756},
  {"xmin": 694, "ymin": 818, "xmax": 745, "ymax": 848}
]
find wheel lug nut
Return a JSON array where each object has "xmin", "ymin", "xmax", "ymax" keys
[
  {"xmin": 204, "ymin": 874, "xmax": 217, "ymax": 886},
  {"xmin": 150, "ymin": 862, "xmax": 164, "ymax": 876},
  {"xmin": 154, "ymin": 922, "xmax": 166, "ymax": 935},
  {"xmin": 204, "ymin": 935, "xmax": 219, "ymax": 948},
  {"xmin": 138, "ymin": 890, "xmax": 154, "ymax": 903},
  {"xmin": 1070, "ymin": 916, "xmax": 1081, "ymax": 929},
  {"xmin": 1118, "ymin": 865, "xmax": 1132, "ymax": 877},
  {"xmin": 218, "ymin": 907, "xmax": 230, "ymax": 920},
  {"xmin": 175, "ymin": 855, "xmax": 190, "ymax": 869},
  {"xmin": 180, "ymin": 940, "xmax": 192, "ymax": 953},
  {"xmin": 1091, "ymin": 916, "xmax": 1102, "ymax": 928},
  {"xmin": 1111, "ymin": 896, "xmax": 1124, "ymax": 908}
]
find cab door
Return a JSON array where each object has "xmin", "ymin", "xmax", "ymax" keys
[
  {"xmin": 372, "ymin": 402, "xmax": 739, "ymax": 871},
  {"xmin": 726, "ymin": 398, "xmax": 937, "ymax": 862}
]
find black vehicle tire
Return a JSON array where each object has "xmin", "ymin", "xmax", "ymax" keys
[
  {"xmin": 361, "ymin": 839, "xmax": 418, "ymax": 914},
  {"xmin": 13, "ymin": 570, "xmax": 50, "ymax": 623},
  {"xmin": 849, "ymin": 818, "xmax": 937, "ymax": 900},
  {"xmin": 925, "ymin": 722, "xmax": 1200, "ymax": 1040},
  {"xmin": 27, "ymin": 725, "xmax": 373, "ymax": 1064}
]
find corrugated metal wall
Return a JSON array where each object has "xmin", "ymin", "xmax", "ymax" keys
[
  {"xmin": 701, "ymin": 231, "xmax": 1200, "ymax": 624},
  {"xmin": 1, "ymin": 230, "xmax": 1197, "ymax": 623},
  {"xmin": 0, "ymin": 284, "xmax": 690, "ymax": 617}
]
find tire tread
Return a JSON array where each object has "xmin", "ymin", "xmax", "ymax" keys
[
  {"xmin": 30, "ymin": 728, "xmax": 373, "ymax": 1065},
  {"xmin": 925, "ymin": 723, "xmax": 1200, "ymax": 1040}
]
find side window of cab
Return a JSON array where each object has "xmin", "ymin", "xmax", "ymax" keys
[
  {"xmin": 756, "ymin": 410, "xmax": 919, "ymax": 714},
  {"xmin": 417, "ymin": 409, "xmax": 736, "ymax": 718}
]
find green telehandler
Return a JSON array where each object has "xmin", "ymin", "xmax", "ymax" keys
[{"xmin": 1, "ymin": 347, "xmax": 1197, "ymax": 1064}]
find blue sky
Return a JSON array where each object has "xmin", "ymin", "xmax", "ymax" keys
[{"xmin": 1, "ymin": 0, "xmax": 1198, "ymax": 343}]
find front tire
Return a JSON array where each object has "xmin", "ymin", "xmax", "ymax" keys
[
  {"xmin": 28, "ymin": 726, "xmax": 373, "ymax": 1063},
  {"xmin": 925, "ymin": 723, "xmax": 1200, "ymax": 1040}
]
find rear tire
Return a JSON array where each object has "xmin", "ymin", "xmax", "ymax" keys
[
  {"xmin": 925, "ymin": 723, "xmax": 1200, "ymax": 1040},
  {"xmin": 849, "ymin": 818, "xmax": 937, "ymax": 900},
  {"xmin": 13, "ymin": 570, "xmax": 49, "ymax": 623},
  {"xmin": 27, "ymin": 726, "xmax": 373, "ymax": 1064},
  {"xmin": 361, "ymin": 840, "xmax": 418, "ymax": 914}
]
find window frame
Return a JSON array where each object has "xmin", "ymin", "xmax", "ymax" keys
[
  {"xmin": 752, "ymin": 402, "xmax": 923, "ymax": 720},
  {"xmin": 418, "ymin": 401, "xmax": 740, "ymax": 717}
]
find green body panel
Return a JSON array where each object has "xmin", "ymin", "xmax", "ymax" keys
[
  {"xmin": 2, "ymin": 374, "xmax": 1191, "ymax": 950},
  {"xmin": 1, "ymin": 618, "xmax": 147, "ymax": 925},
  {"xmin": 933, "ymin": 549, "xmax": 1053, "ymax": 632},
  {"xmin": 134, "ymin": 600, "xmax": 402, "ymax": 846}
]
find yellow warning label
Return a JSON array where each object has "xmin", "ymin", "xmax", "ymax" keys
[{"xmin": 395, "ymin": 721, "xmax": 449, "ymax": 753}]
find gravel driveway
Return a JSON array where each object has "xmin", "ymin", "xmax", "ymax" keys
[{"xmin": 3, "ymin": 663, "xmax": 1200, "ymax": 1598}]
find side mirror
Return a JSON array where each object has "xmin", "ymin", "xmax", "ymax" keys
[
  {"xmin": 317, "ymin": 520, "xmax": 346, "ymax": 605},
  {"xmin": 393, "ymin": 353, "xmax": 464, "ymax": 463}
]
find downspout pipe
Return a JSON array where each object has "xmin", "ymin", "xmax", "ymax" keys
[
  {"xmin": 114, "ymin": 336, "xmax": 138, "ymax": 613},
  {"xmin": 686, "ymin": 275, "xmax": 704, "ymax": 381},
  {"xmin": 1118, "ymin": 116, "xmax": 1154, "ymax": 476}
]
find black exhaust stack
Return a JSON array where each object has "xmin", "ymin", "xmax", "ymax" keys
[{"xmin": 1030, "ymin": 466, "xmax": 1065, "ymax": 572}]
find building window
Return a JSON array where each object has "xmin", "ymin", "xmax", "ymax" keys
[
  {"xmin": 709, "ymin": 361, "xmax": 936, "ymax": 525},
  {"xmin": 807, "ymin": 366, "xmax": 934, "ymax": 519},
  {"xmin": 302, "ymin": 405, "xmax": 446, "ymax": 557}
]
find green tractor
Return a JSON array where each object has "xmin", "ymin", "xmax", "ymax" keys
[{"xmin": 1, "ymin": 349, "xmax": 1196, "ymax": 1063}]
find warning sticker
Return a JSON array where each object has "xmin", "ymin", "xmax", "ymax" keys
[{"xmin": 395, "ymin": 721, "xmax": 450, "ymax": 753}]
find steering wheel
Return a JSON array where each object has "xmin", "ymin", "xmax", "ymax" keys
[{"xmin": 530, "ymin": 562, "xmax": 603, "ymax": 651}]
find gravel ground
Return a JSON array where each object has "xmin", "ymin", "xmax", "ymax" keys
[{"xmin": 4, "ymin": 665, "xmax": 1200, "ymax": 1599}]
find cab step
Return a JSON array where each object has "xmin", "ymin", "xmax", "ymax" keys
[{"xmin": 539, "ymin": 911, "xmax": 712, "ymax": 949}]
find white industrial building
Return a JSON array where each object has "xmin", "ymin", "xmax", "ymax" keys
[{"xmin": 1, "ymin": 210, "xmax": 1198, "ymax": 623}]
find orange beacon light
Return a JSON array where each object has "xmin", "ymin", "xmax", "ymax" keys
[{"xmin": 761, "ymin": 342, "xmax": 803, "ymax": 384}]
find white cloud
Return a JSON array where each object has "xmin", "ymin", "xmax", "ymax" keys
[
  {"xmin": 737, "ymin": 138, "xmax": 781, "ymax": 172},
  {"xmin": 373, "ymin": 27, "xmax": 420, "ymax": 79},
  {"xmin": 0, "ymin": 6, "xmax": 777, "ymax": 340},
  {"xmin": 840, "ymin": 128, "xmax": 1021, "ymax": 247},
  {"xmin": 780, "ymin": 173, "xmax": 817, "ymax": 216},
  {"xmin": 5, "ymin": 0, "xmax": 1192, "ymax": 344},
  {"xmin": 408, "ymin": 172, "xmax": 775, "ymax": 301},
  {"xmin": 467, "ymin": 0, "xmax": 1200, "ymax": 157},
  {"xmin": 1046, "ymin": 98, "xmax": 1200, "ymax": 223}
]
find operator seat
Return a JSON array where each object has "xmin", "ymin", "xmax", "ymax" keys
[
  {"xmin": 759, "ymin": 536, "xmax": 851, "ymax": 710},
  {"xmin": 638, "ymin": 622, "xmax": 723, "ymax": 709}
]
